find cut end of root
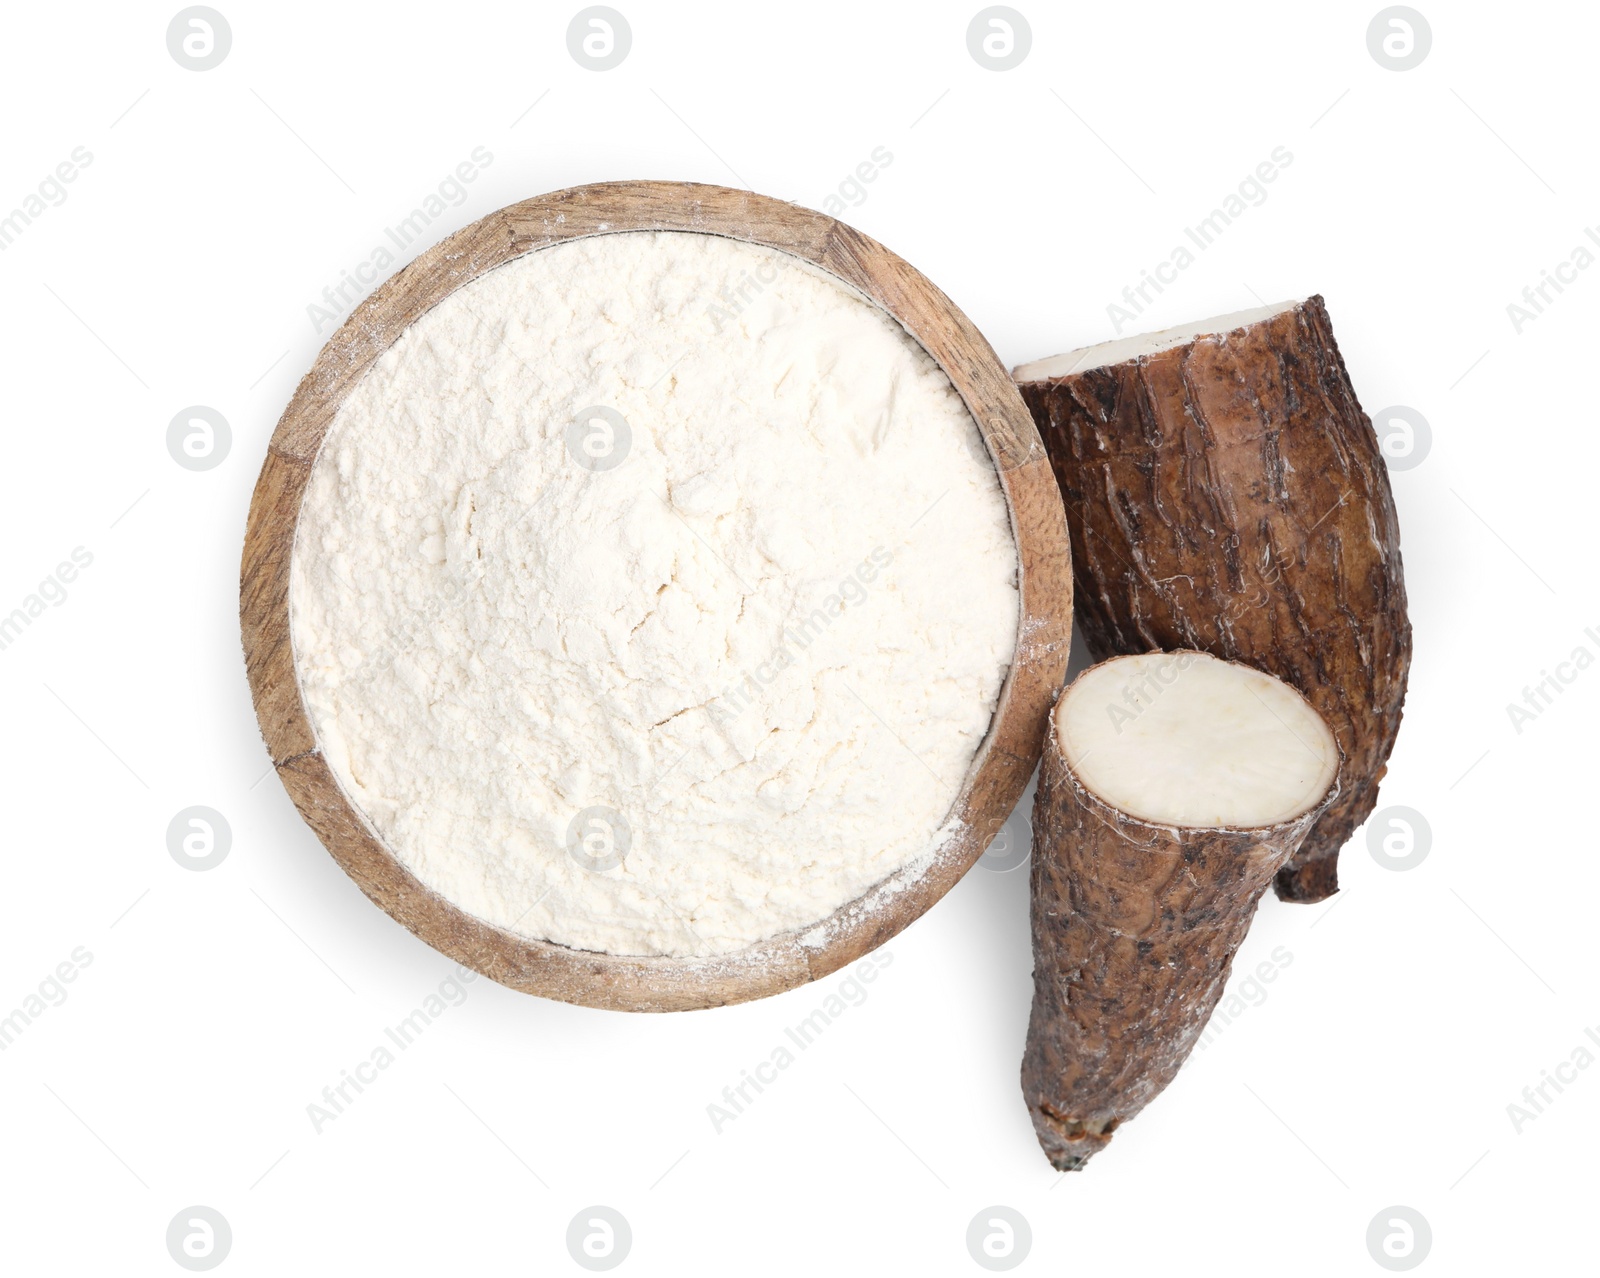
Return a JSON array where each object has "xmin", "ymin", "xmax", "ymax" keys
[
  {"xmin": 1055, "ymin": 651, "xmax": 1339, "ymax": 830},
  {"xmin": 1012, "ymin": 299, "xmax": 1303, "ymax": 382},
  {"xmin": 1274, "ymin": 852, "xmax": 1340, "ymax": 903}
]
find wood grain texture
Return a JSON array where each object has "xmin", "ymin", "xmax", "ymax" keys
[
  {"xmin": 1015, "ymin": 296, "xmax": 1410, "ymax": 902},
  {"xmin": 1021, "ymin": 656, "xmax": 1337, "ymax": 1170},
  {"xmin": 241, "ymin": 180, "xmax": 1073, "ymax": 1013}
]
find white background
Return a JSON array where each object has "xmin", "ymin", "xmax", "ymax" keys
[{"xmin": 1, "ymin": 1, "xmax": 1594, "ymax": 1273}]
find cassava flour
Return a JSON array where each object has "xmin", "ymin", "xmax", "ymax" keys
[{"xmin": 289, "ymin": 230, "xmax": 1019, "ymax": 958}]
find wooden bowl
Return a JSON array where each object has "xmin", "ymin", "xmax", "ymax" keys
[{"xmin": 240, "ymin": 181, "xmax": 1072, "ymax": 1012}]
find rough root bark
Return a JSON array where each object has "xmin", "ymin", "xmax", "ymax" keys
[
  {"xmin": 1021, "ymin": 711, "xmax": 1334, "ymax": 1170},
  {"xmin": 1016, "ymin": 296, "xmax": 1411, "ymax": 902}
]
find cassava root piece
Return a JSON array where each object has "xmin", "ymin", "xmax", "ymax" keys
[
  {"xmin": 1021, "ymin": 652, "xmax": 1338, "ymax": 1170},
  {"xmin": 1014, "ymin": 296, "xmax": 1411, "ymax": 902}
]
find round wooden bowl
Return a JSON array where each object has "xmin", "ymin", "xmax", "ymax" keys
[{"xmin": 240, "ymin": 180, "xmax": 1072, "ymax": 1012}]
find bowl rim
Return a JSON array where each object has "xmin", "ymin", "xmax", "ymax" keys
[{"xmin": 240, "ymin": 179, "xmax": 1073, "ymax": 1012}]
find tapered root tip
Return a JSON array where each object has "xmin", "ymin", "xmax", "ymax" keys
[
  {"xmin": 1029, "ymin": 1103, "xmax": 1115, "ymax": 1172},
  {"xmin": 1274, "ymin": 852, "xmax": 1340, "ymax": 903}
]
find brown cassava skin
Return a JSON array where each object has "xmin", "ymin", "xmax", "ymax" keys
[
  {"xmin": 1021, "ymin": 672, "xmax": 1337, "ymax": 1170},
  {"xmin": 1016, "ymin": 296, "xmax": 1410, "ymax": 902}
]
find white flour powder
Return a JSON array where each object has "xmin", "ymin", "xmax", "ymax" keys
[{"xmin": 290, "ymin": 231, "xmax": 1018, "ymax": 957}]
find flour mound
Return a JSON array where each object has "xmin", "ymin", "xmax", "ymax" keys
[{"xmin": 290, "ymin": 231, "xmax": 1018, "ymax": 958}]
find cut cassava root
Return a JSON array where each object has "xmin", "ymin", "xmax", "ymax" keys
[
  {"xmin": 1014, "ymin": 296, "xmax": 1411, "ymax": 902},
  {"xmin": 1021, "ymin": 652, "xmax": 1337, "ymax": 1171}
]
